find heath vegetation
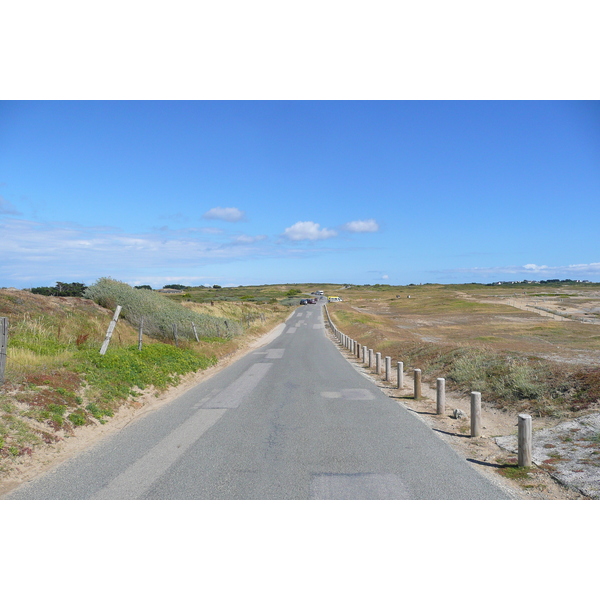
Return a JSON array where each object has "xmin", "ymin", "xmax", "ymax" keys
[
  {"xmin": 0, "ymin": 281, "xmax": 296, "ymax": 470},
  {"xmin": 326, "ymin": 282, "xmax": 600, "ymax": 418}
]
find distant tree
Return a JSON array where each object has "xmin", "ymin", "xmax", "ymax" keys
[
  {"xmin": 31, "ymin": 282, "xmax": 87, "ymax": 297},
  {"xmin": 213, "ymin": 285, "xmax": 222, "ymax": 289},
  {"xmin": 134, "ymin": 285, "xmax": 153, "ymax": 290},
  {"xmin": 30, "ymin": 286, "xmax": 56, "ymax": 296},
  {"xmin": 164, "ymin": 284, "xmax": 189, "ymax": 290}
]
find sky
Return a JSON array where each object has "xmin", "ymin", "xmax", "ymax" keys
[{"xmin": 1, "ymin": 100, "xmax": 599, "ymax": 289}]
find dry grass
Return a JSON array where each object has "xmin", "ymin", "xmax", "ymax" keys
[
  {"xmin": 0, "ymin": 287, "xmax": 294, "ymax": 469},
  {"xmin": 327, "ymin": 283, "xmax": 600, "ymax": 417}
]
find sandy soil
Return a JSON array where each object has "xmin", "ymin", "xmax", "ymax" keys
[
  {"xmin": 0, "ymin": 322, "xmax": 287, "ymax": 498},
  {"xmin": 330, "ymin": 331, "xmax": 594, "ymax": 500}
]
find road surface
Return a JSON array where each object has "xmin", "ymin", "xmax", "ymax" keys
[{"xmin": 5, "ymin": 300, "xmax": 512, "ymax": 500}]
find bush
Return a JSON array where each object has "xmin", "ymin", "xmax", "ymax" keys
[{"xmin": 84, "ymin": 278, "xmax": 242, "ymax": 341}]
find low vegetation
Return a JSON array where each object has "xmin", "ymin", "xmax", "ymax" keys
[
  {"xmin": 84, "ymin": 277, "xmax": 243, "ymax": 340},
  {"xmin": 327, "ymin": 282, "xmax": 600, "ymax": 418},
  {"xmin": 0, "ymin": 282, "xmax": 297, "ymax": 471}
]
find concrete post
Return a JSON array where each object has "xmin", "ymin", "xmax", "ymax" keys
[
  {"xmin": 471, "ymin": 392, "xmax": 482, "ymax": 437},
  {"xmin": 375, "ymin": 352, "xmax": 381, "ymax": 374},
  {"xmin": 385, "ymin": 356, "xmax": 391, "ymax": 381},
  {"xmin": 414, "ymin": 369, "xmax": 422, "ymax": 399},
  {"xmin": 397, "ymin": 362, "xmax": 404, "ymax": 389},
  {"xmin": 369, "ymin": 349, "xmax": 374, "ymax": 368},
  {"xmin": 436, "ymin": 378, "xmax": 445, "ymax": 415},
  {"xmin": 518, "ymin": 414, "xmax": 533, "ymax": 467}
]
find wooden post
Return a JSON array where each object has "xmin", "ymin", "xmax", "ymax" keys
[
  {"xmin": 356, "ymin": 342, "xmax": 361, "ymax": 358},
  {"xmin": 397, "ymin": 361, "xmax": 404, "ymax": 389},
  {"xmin": 385, "ymin": 356, "xmax": 391, "ymax": 381},
  {"xmin": 414, "ymin": 369, "xmax": 422, "ymax": 399},
  {"xmin": 375, "ymin": 352, "xmax": 381, "ymax": 374},
  {"xmin": 191, "ymin": 321, "xmax": 200, "ymax": 342},
  {"xmin": 0, "ymin": 317, "xmax": 8, "ymax": 385},
  {"xmin": 100, "ymin": 305, "xmax": 122, "ymax": 355},
  {"xmin": 436, "ymin": 378, "xmax": 445, "ymax": 415},
  {"xmin": 173, "ymin": 323, "xmax": 178, "ymax": 347},
  {"xmin": 518, "ymin": 414, "xmax": 533, "ymax": 467},
  {"xmin": 471, "ymin": 392, "xmax": 482, "ymax": 437},
  {"xmin": 138, "ymin": 317, "xmax": 144, "ymax": 351}
]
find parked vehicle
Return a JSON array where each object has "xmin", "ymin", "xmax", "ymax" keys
[
  {"xmin": 300, "ymin": 299, "xmax": 309, "ymax": 305},
  {"xmin": 327, "ymin": 296, "xmax": 342, "ymax": 302}
]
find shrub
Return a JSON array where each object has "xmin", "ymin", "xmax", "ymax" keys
[{"xmin": 84, "ymin": 278, "xmax": 242, "ymax": 341}]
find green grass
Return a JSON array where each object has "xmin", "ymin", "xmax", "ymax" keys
[{"xmin": 75, "ymin": 343, "xmax": 217, "ymax": 404}]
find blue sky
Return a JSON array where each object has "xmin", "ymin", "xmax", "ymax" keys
[{"xmin": 1, "ymin": 100, "xmax": 599, "ymax": 288}]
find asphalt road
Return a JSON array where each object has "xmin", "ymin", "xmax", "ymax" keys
[{"xmin": 5, "ymin": 300, "xmax": 512, "ymax": 500}]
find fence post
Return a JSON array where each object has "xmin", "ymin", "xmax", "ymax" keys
[
  {"xmin": 138, "ymin": 317, "xmax": 144, "ymax": 351},
  {"xmin": 100, "ymin": 305, "xmax": 122, "ymax": 355},
  {"xmin": 375, "ymin": 352, "xmax": 381, "ymax": 374},
  {"xmin": 436, "ymin": 378, "xmax": 445, "ymax": 415},
  {"xmin": 173, "ymin": 323, "xmax": 179, "ymax": 347},
  {"xmin": 385, "ymin": 356, "xmax": 391, "ymax": 381},
  {"xmin": 191, "ymin": 321, "xmax": 200, "ymax": 342},
  {"xmin": 356, "ymin": 342, "xmax": 361, "ymax": 358},
  {"xmin": 413, "ymin": 368, "xmax": 422, "ymax": 399},
  {"xmin": 518, "ymin": 414, "xmax": 533, "ymax": 467},
  {"xmin": 369, "ymin": 349, "xmax": 374, "ymax": 368},
  {"xmin": 397, "ymin": 361, "xmax": 404, "ymax": 389},
  {"xmin": 0, "ymin": 317, "xmax": 8, "ymax": 385},
  {"xmin": 471, "ymin": 392, "xmax": 482, "ymax": 437}
]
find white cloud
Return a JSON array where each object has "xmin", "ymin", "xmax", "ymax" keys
[
  {"xmin": 234, "ymin": 234, "xmax": 267, "ymax": 244},
  {"xmin": 283, "ymin": 221, "xmax": 338, "ymax": 241},
  {"xmin": 343, "ymin": 219, "xmax": 379, "ymax": 233},
  {"xmin": 0, "ymin": 217, "xmax": 335, "ymax": 287},
  {"xmin": 202, "ymin": 207, "xmax": 246, "ymax": 222}
]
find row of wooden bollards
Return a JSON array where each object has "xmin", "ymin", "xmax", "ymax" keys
[{"xmin": 328, "ymin": 317, "xmax": 533, "ymax": 468}]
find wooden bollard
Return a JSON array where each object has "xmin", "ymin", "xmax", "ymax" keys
[
  {"xmin": 436, "ymin": 378, "xmax": 445, "ymax": 415},
  {"xmin": 375, "ymin": 352, "xmax": 381, "ymax": 374},
  {"xmin": 518, "ymin": 414, "xmax": 532, "ymax": 467},
  {"xmin": 385, "ymin": 356, "xmax": 391, "ymax": 381},
  {"xmin": 397, "ymin": 362, "xmax": 404, "ymax": 389},
  {"xmin": 356, "ymin": 342, "xmax": 361, "ymax": 358},
  {"xmin": 414, "ymin": 368, "xmax": 422, "ymax": 399},
  {"xmin": 471, "ymin": 392, "xmax": 481, "ymax": 437}
]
